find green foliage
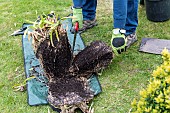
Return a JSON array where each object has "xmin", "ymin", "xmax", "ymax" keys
[
  {"xmin": 25, "ymin": 11, "xmax": 73, "ymax": 48},
  {"xmin": 25, "ymin": 11, "xmax": 61, "ymax": 47},
  {"xmin": 131, "ymin": 49, "xmax": 170, "ymax": 113},
  {"xmin": 12, "ymin": 76, "xmax": 35, "ymax": 92}
]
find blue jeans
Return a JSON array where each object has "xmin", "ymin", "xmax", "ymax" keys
[
  {"xmin": 72, "ymin": 0, "xmax": 97, "ymax": 21},
  {"xmin": 114, "ymin": 0, "xmax": 138, "ymax": 35}
]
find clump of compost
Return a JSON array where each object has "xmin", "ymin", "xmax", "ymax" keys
[{"xmin": 27, "ymin": 12, "xmax": 113, "ymax": 113}]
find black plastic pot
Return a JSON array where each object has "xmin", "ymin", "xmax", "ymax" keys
[
  {"xmin": 145, "ymin": 0, "xmax": 170, "ymax": 22},
  {"xmin": 140, "ymin": 0, "xmax": 145, "ymax": 5}
]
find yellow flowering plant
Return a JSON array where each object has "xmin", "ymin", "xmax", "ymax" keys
[{"xmin": 131, "ymin": 48, "xmax": 170, "ymax": 113}]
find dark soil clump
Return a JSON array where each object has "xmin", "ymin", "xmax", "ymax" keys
[
  {"xmin": 48, "ymin": 76, "xmax": 93, "ymax": 105},
  {"xmin": 70, "ymin": 41, "xmax": 113, "ymax": 78},
  {"xmin": 32, "ymin": 23, "xmax": 113, "ymax": 108},
  {"xmin": 36, "ymin": 27, "xmax": 72, "ymax": 79}
]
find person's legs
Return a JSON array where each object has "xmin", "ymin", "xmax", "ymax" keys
[
  {"xmin": 125, "ymin": 0, "xmax": 138, "ymax": 48},
  {"xmin": 113, "ymin": 0, "xmax": 128, "ymax": 29},
  {"xmin": 125, "ymin": 0, "xmax": 138, "ymax": 35},
  {"xmin": 111, "ymin": 0, "xmax": 128, "ymax": 55},
  {"xmin": 78, "ymin": 0, "xmax": 98, "ymax": 32},
  {"xmin": 82, "ymin": 0, "xmax": 97, "ymax": 21},
  {"xmin": 72, "ymin": 0, "xmax": 83, "ymax": 8},
  {"xmin": 72, "ymin": 0, "xmax": 97, "ymax": 20},
  {"xmin": 72, "ymin": 0, "xmax": 97, "ymax": 32},
  {"xmin": 72, "ymin": 0, "xmax": 84, "ymax": 28}
]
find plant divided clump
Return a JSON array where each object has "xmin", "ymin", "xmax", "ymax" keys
[
  {"xmin": 26, "ymin": 12, "xmax": 113, "ymax": 113},
  {"xmin": 131, "ymin": 48, "xmax": 170, "ymax": 113}
]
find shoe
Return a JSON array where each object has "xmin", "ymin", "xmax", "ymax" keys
[
  {"xmin": 79, "ymin": 19, "xmax": 98, "ymax": 33},
  {"xmin": 126, "ymin": 32, "xmax": 137, "ymax": 48}
]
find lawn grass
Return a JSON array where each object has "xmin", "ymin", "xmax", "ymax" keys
[{"xmin": 0, "ymin": 0, "xmax": 170, "ymax": 113}]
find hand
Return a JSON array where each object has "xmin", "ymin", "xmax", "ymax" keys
[
  {"xmin": 111, "ymin": 29, "xmax": 127, "ymax": 55},
  {"xmin": 72, "ymin": 7, "xmax": 83, "ymax": 28}
]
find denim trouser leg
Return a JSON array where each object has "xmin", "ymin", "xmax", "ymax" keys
[
  {"xmin": 72, "ymin": 0, "xmax": 97, "ymax": 21},
  {"xmin": 125, "ymin": 0, "xmax": 138, "ymax": 35},
  {"xmin": 113, "ymin": 0, "xmax": 128, "ymax": 29},
  {"xmin": 113, "ymin": 0, "xmax": 138, "ymax": 35},
  {"xmin": 82, "ymin": 0, "xmax": 97, "ymax": 21},
  {"xmin": 72, "ymin": 0, "xmax": 83, "ymax": 8}
]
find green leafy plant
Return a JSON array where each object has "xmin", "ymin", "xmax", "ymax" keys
[
  {"xmin": 24, "ymin": 11, "xmax": 73, "ymax": 49},
  {"xmin": 131, "ymin": 48, "xmax": 170, "ymax": 113},
  {"xmin": 12, "ymin": 76, "xmax": 35, "ymax": 92}
]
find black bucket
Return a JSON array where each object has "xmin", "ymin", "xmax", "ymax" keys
[
  {"xmin": 145, "ymin": 0, "xmax": 170, "ymax": 22},
  {"xmin": 140, "ymin": 0, "xmax": 145, "ymax": 5}
]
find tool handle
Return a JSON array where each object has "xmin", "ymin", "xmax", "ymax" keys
[
  {"xmin": 74, "ymin": 22, "xmax": 79, "ymax": 32},
  {"xmin": 72, "ymin": 22, "xmax": 79, "ymax": 58}
]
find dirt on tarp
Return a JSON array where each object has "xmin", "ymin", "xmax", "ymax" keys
[
  {"xmin": 48, "ymin": 76, "xmax": 94, "ymax": 106},
  {"xmin": 31, "ymin": 23, "xmax": 113, "ymax": 112}
]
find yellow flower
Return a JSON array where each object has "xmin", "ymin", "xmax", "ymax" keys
[
  {"xmin": 165, "ymin": 66, "xmax": 170, "ymax": 73},
  {"xmin": 165, "ymin": 76, "xmax": 170, "ymax": 83},
  {"xmin": 145, "ymin": 107, "xmax": 152, "ymax": 112},
  {"xmin": 155, "ymin": 92, "xmax": 164, "ymax": 103},
  {"xmin": 162, "ymin": 48, "xmax": 170, "ymax": 62},
  {"xmin": 166, "ymin": 104, "xmax": 170, "ymax": 109},
  {"xmin": 147, "ymin": 80, "xmax": 161, "ymax": 93},
  {"xmin": 164, "ymin": 61, "xmax": 169, "ymax": 66},
  {"xmin": 155, "ymin": 105, "xmax": 160, "ymax": 110},
  {"xmin": 152, "ymin": 109, "xmax": 158, "ymax": 113},
  {"xmin": 138, "ymin": 100, "xmax": 145, "ymax": 106},
  {"xmin": 165, "ymin": 99, "xmax": 170, "ymax": 104},
  {"xmin": 140, "ymin": 89, "xmax": 148, "ymax": 98},
  {"xmin": 154, "ymin": 79, "xmax": 161, "ymax": 87},
  {"xmin": 131, "ymin": 99, "xmax": 137, "ymax": 108},
  {"xmin": 162, "ymin": 48, "xmax": 169, "ymax": 57},
  {"xmin": 147, "ymin": 84, "xmax": 153, "ymax": 94},
  {"xmin": 152, "ymin": 69, "xmax": 161, "ymax": 78},
  {"xmin": 164, "ymin": 111, "xmax": 169, "ymax": 113}
]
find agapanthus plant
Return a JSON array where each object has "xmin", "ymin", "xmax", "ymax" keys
[{"xmin": 24, "ymin": 11, "xmax": 113, "ymax": 113}]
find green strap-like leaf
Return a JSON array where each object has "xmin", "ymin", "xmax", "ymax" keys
[
  {"xmin": 50, "ymin": 31, "xmax": 54, "ymax": 47},
  {"xmin": 55, "ymin": 29, "xmax": 59, "ymax": 42}
]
